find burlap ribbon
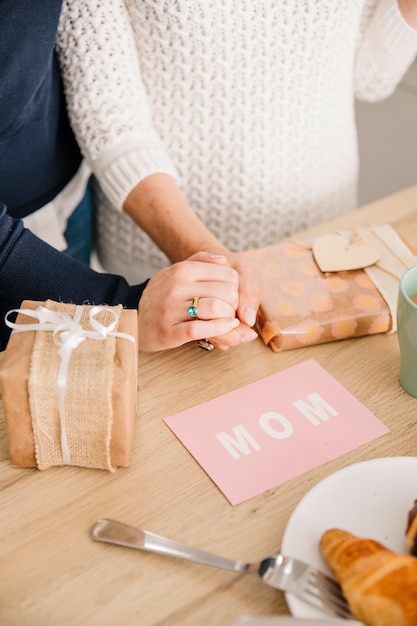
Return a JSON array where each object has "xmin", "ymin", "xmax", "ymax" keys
[{"xmin": 5, "ymin": 301, "xmax": 135, "ymax": 471}]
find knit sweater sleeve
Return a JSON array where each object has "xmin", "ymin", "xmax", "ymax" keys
[
  {"xmin": 0, "ymin": 205, "xmax": 146, "ymax": 309},
  {"xmin": 56, "ymin": 0, "xmax": 179, "ymax": 211},
  {"xmin": 354, "ymin": 0, "xmax": 417, "ymax": 101}
]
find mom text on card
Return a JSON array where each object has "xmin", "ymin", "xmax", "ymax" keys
[{"xmin": 216, "ymin": 393, "xmax": 338, "ymax": 460}]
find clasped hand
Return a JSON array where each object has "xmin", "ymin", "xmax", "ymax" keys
[{"xmin": 137, "ymin": 251, "xmax": 258, "ymax": 351}]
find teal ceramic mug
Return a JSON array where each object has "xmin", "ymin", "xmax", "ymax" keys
[{"xmin": 397, "ymin": 265, "xmax": 417, "ymax": 397}]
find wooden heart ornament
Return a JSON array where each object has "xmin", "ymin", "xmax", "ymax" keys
[{"xmin": 312, "ymin": 233, "xmax": 380, "ymax": 272}]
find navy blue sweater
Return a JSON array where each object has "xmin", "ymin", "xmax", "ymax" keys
[
  {"xmin": 0, "ymin": 0, "xmax": 82, "ymax": 217},
  {"xmin": 0, "ymin": 1, "xmax": 147, "ymax": 348},
  {"xmin": 0, "ymin": 205, "xmax": 145, "ymax": 308},
  {"xmin": 0, "ymin": 206, "xmax": 146, "ymax": 348}
]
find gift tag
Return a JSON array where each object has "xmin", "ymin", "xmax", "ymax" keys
[{"xmin": 312, "ymin": 233, "xmax": 380, "ymax": 272}]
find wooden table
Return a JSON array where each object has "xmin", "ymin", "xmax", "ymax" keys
[{"xmin": 2, "ymin": 186, "xmax": 417, "ymax": 626}]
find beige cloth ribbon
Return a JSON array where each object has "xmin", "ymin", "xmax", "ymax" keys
[
  {"xmin": 345, "ymin": 225, "xmax": 417, "ymax": 332},
  {"xmin": 5, "ymin": 301, "xmax": 134, "ymax": 471}
]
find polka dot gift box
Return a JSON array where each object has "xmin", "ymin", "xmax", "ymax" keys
[{"xmin": 246, "ymin": 225, "xmax": 417, "ymax": 352}]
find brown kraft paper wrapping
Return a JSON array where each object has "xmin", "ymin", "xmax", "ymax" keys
[{"xmin": 0, "ymin": 300, "xmax": 138, "ymax": 470}]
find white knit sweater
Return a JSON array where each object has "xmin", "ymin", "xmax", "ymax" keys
[{"xmin": 57, "ymin": 0, "xmax": 417, "ymax": 283}]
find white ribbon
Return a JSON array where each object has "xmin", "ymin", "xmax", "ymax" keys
[{"xmin": 5, "ymin": 305, "xmax": 135, "ymax": 466}]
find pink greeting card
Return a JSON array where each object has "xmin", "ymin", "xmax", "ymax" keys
[{"xmin": 164, "ymin": 359, "xmax": 389, "ymax": 505}]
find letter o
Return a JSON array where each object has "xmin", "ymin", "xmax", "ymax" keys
[{"xmin": 259, "ymin": 412, "xmax": 293, "ymax": 439}]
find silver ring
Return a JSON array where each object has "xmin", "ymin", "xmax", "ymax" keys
[{"xmin": 197, "ymin": 339, "xmax": 215, "ymax": 351}]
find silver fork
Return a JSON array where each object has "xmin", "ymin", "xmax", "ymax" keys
[{"xmin": 90, "ymin": 519, "xmax": 354, "ymax": 620}]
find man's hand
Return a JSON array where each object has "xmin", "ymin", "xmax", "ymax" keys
[{"xmin": 137, "ymin": 252, "xmax": 246, "ymax": 351}]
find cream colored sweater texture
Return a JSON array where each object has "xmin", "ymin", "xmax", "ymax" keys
[{"xmin": 57, "ymin": 0, "xmax": 417, "ymax": 282}]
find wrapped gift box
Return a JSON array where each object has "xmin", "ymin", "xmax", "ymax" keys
[
  {"xmin": 0, "ymin": 300, "xmax": 138, "ymax": 470},
  {"xmin": 245, "ymin": 225, "xmax": 417, "ymax": 352}
]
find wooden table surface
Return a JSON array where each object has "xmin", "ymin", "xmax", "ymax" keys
[{"xmin": 1, "ymin": 186, "xmax": 417, "ymax": 626}]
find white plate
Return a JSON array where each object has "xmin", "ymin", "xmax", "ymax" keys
[{"xmin": 281, "ymin": 456, "xmax": 417, "ymax": 619}]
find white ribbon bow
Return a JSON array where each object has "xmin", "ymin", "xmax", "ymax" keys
[{"xmin": 5, "ymin": 305, "xmax": 135, "ymax": 466}]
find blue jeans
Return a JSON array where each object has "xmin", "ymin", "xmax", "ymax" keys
[{"xmin": 63, "ymin": 179, "xmax": 93, "ymax": 264}]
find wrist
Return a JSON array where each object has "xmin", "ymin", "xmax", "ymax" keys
[
  {"xmin": 124, "ymin": 173, "xmax": 230, "ymax": 263},
  {"xmin": 398, "ymin": 0, "xmax": 417, "ymax": 30}
]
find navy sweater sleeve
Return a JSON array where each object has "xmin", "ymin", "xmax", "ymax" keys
[
  {"xmin": 0, "ymin": 205, "xmax": 147, "ymax": 309},
  {"xmin": 0, "ymin": 0, "xmax": 82, "ymax": 217}
]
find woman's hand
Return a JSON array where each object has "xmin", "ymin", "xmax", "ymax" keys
[
  {"xmin": 124, "ymin": 174, "xmax": 259, "ymax": 350},
  {"xmin": 137, "ymin": 252, "xmax": 247, "ymax": 351},
  {"xmin": 126, "ymin": 175, "xmax": 260, "ymax": 350},
  {"xmin": 196, "ymin": 248, "xmax": 260, "ymax": 350}
]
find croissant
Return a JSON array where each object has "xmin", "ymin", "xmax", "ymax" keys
[
  {"xmin": 406, "ymin": 499, "xmax": 417, "ymax": 557},
  {"xmin": 319, "ymin": 528, "xmax": 417, "ymax": 626}
]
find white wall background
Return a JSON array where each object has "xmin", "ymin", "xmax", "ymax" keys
[{"xmin": 356, "ymin": 59, "xmax": 417, "ymax": 205}]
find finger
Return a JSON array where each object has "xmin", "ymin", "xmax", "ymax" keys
[
  {"xmin": 233, "ymin": 260, "xmax": 260, "ymax": 327},
  {"xmin": 207, "ymin": 324, "xmax": 258, "ymax": 350},
  {"xmin": 185, "ymin": 251, "xmax": 229, "ymax": 266},
  {"xmin": 183, "ymin": 297, "xmax": 236, "ymax": 321},
  {"xmin": 183, "ymin": 284, "xmax": 239, "ymax": 316},
  {"xmin": 171, "ymin": 317, "xmax": 241, "ymax": 347},
  {"xmin": 171, "ymin": 259, "xmax": 239, "ymax": 287}
]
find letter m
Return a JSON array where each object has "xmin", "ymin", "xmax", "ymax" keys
[
  {"xmin": 293, "ymin": 392, "xmax": 338, "ymax": 425},
  {"xmin": 215, "ymin": 426, "xmax": 261, "ymax": 460}
]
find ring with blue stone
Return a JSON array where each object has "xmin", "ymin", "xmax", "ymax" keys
[{"xmin": 187, "ymin": 297, "xmax": 199, "ymax": 318}]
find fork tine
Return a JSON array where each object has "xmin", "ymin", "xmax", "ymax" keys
[
  {"xmin": 301, "ymin": 591, "xmax": 351, "ymax": 619},
  {"xmin": 258, "ymin": 555, "xmax": 354, "ymax": 619},
  {"xmin": 303, "ymin": 569, "xmax": 353, "ymax": 619},
  {"xmin": 309, "ymin": 569, "xmax": 349, "ymax": 602},
  {"xmin": 301, "ymin": 588, "xmax": 353, "ymax": 619},
  {"xmin": 313, "ymin": 568, "xmax": 345, "ymax": 592}
]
